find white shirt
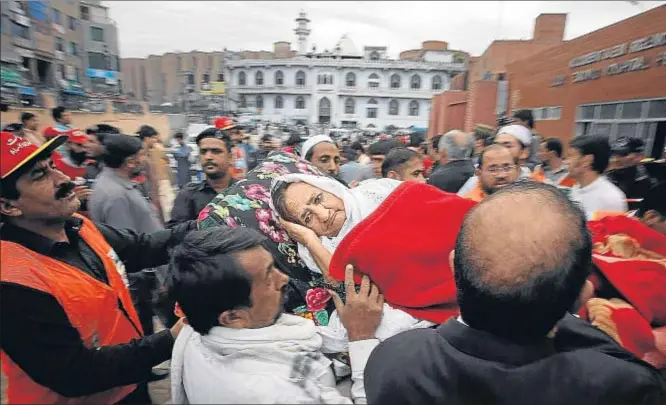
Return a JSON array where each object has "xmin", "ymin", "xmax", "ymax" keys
[{"xmin": 570, "ymin": 175, "xmax": 627, "ymax": 219}]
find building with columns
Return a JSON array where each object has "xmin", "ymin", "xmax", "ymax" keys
[{"xmin": 225, "ymin": 12, "xmax": 469, "ymax": 129}]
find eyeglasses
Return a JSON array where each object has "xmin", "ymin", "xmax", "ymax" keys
[{"xmin": 483, "ymin": 164, "xmax": 516, "ymax": 175}]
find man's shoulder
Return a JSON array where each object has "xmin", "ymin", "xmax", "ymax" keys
[{"xmin": 368, "ymin": 327, "xmax": 441, "ymax": 369}]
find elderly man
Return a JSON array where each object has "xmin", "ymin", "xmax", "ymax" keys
[
  {"xmin": 169, "ymin": 227, "xmax": 383, "ymax": 404},
  {"xmin": 0, "ymin": 132, "xmax": 192, "ymax": 404},
  {"xmin": 427, "ymin": 130, "xmax": 475, "ymax": 193},
  {"xmin": 365, "ymin": 182, "xmax": 666, "ymax": 405},
  {"xmin": 458, "ymin": 125, "xmax": 533, "ymax": 196},
  {"xmin": 461, "ymin": 144, "xmax": 521, "ymax": 202},
  {"xmin": 301, "ymin": 135, "xmax": 342, "ymax": 178}
]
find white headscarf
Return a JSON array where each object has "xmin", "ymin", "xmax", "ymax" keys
[
  {"xmin": 301, "ymin": 135, "xmax": 335, "ymax": 159},
  {"xmin": 497, "ymin": 124, "xmax": 533, "ymax": 146},
  {"xmin": 270, "ymin": 173, "xmax": 401, "ymax": 273}
]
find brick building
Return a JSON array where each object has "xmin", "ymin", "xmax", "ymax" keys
[
  {"xmin": 428, "ymin": 13, "xmax": 567, "ymax": 138},
  {"xmin": 507, "ymin": 5, "xmax": 666, "ymax": 158}
]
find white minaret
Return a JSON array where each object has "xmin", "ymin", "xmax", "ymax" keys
[{"xmin": 294, "ymin": 10, "xmax": 311, "ymax": 55}]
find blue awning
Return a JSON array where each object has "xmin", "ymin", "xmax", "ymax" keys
[
  {"xmin": 62, "ymin": 89, "xmax": 87, "ymax": 96},
  {"xmin": 19, "ymin": 86, "xmax": 36, "ymax": 96}
]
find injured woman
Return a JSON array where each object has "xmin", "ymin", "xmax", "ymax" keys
[{"xmin": 270, "ymin": 173, "xmax": 477, "ymax": 352}]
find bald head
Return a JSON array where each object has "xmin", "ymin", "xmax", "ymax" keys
[
  {"xmin": 439, "ymin": 130, "xmax": 474, "ymax": 161},
  {"xmin": 454, "ymin": 182, "xmax": 591, "ymax": 343}
]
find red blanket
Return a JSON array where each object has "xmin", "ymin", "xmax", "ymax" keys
[{"xmin": 329, "ymin": 182, "xmax": 477, "ymax": 324}]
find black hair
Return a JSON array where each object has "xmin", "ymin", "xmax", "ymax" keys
[
  {"xmin": 350, "ymin": 141, "xmax": 365, "ymax": 154},
  {"xmin": 569, "ymin": 135, "xmax": 611, "ymax": 174},
  {"xmin": 285, "ymin": 133, "xmax": 303, "ymax": 147},
  {"xmin": 409, "ymin": 133, "xmax": 424, "ymax": 148},
  {"xmin": 381, "ymin": 147, "xmax": 419, "ymax": 177},
  {"xmin": 3, "ymin": 123, "xmax": 23, "ymax": 133},
  {"xmin": 20, "ymin": 112, "xmax": 36, "ymax": 124},
  {"xmin": 271, "ymin": 181, "xmax": 299, "ymax": 224},
  {"xmin": 169, "ymin": 227, "xmax": 267, "ymax": 335},
  {"xmin": 52, "ymin": 106, "xmax": 67, "ymax": 122},
  {"xmin": 638, "ymin": 181, "xmax": 666, "ymax": 218},
  {"xmin": 174, "ymin": 132, "xmax": 184, "ymax": 139},
  {"xmin": 136, "ymin": 125, "xmax": 158, "ymax": 140},
  {"xmin": 542, "ymin": 137, "xmax": 563, "ymax": 158},
  {"xmin": 513, "ymin": 109, "xmax": 534, "ymax": 129},
  {"xmin": 367, "ymin": 139, "xmax": 402, "ymax": 156},
  {"xmin": 454, "ymin": 182, "xmax": 591, "ymax": 343},
  {"xmin": 261, "ymin": 134, "xmax": 273, "ymax": 143},
  {"xmin": 477, "ymin": 144, "xmax": 519, "ymax": 168},
  {"xmin": 195, "ymin": 127, "xmax": 232, "ymax": 153},
  {"xmin": 102, "ymin": 134, "xmax": 143, "ymax": 168},
  {"xmin": 430, "ymin": 135, "xmax": 443, "ymax": 153}
]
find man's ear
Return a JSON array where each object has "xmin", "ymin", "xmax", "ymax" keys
[
  {"xmin": 386, "ymin": 171, "xmax": 400, "ymax": 181},
  {"xmin": 475, "ymin": 167, "xmax": 482, "ymax": 177},
  {"xmin": 582, "ymin": 154, "xmax": 594, "ymax": 170},
  {"xmin": 0, "ymin": 198, "xmax": 22, "ymax": 218},
  {"xmin": 449, "ymin": 250, "xmax": 456, "ymax": 275},
  {"xmin": 520, "ymin": 147, "xmax": 529, "ymax": 161},
  {"xmin": 219, "ymin": 308, "xmax": 250, "ymax": 329},
  {"xmin": 573, "ymin": 280, "xmax": 595, "ymax": 313}
]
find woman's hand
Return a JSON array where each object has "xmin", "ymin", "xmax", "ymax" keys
[{"xmin": 279, "ymin": 218, "xmax": 318, "ymax": 245}]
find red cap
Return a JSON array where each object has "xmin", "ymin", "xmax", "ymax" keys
[
  {"xmin": 43, "ymin": 126, "xmax": 65, "ymax": 140},
  {"xmin": 66, "ymin": 128, "xmax": 88, "ymax": 145},
  {"xmin": 1, "ymin": 132, "xmax": 68, "ymax": 179},
  {"xmin": 213, "ymin": 116, "xmax": 237, "ymax": 131}
]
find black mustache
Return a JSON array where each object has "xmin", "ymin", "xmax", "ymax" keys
[{"xmin": 55, "ymin": 182, "xmax": 76, "ymax": 200}]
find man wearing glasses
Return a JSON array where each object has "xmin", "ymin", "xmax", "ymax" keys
[{"xmin": 461, "ymin": 144, "xmax": 521, "ymax": 202}]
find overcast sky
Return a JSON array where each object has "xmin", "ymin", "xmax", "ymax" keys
[{"xmin": 108, "ymin": 1, "xmax": 665, "ymax": 59}]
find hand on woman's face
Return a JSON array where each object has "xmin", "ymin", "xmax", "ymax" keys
[{"xmin": 283, "ymin": 182, "xmax": 347, "ymax": 238}]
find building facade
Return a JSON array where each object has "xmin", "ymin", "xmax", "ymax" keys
[
  {"xmin": 506, "ymin": 5, "xmax": 666, "ymax": 158},
  {"xmin": 225, "ymin": 13, "xmax": 468, "ymax": 129},
  {"xmin": 79, "ymin": 0, "xmax": 122, "ymax": 94}
]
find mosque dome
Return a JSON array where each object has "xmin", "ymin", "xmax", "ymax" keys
[{"xmin": 334, "ymin": 34, "xmax": 361, "ymax": 57}]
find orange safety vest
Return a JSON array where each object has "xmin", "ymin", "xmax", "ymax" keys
[
  {"xmin": 463, "ymin": 183, "xmax": 486, "ymax": 202},
  {"xmin": 230, "ymin": 145, "xmax": 247, "ymax": 179},
  {"xmin": 0, "ymin": 214, "xmax": 143, "ymax": 405},
  {"xmin": 530, "ymin": 166, "xmax": 576, "ymax": 188}
]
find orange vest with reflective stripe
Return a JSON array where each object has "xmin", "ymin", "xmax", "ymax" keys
[
  {"xmin": 0, "ymin": 214, "xmax": 143, "ymax": 405},
  {"xmin": 231, "ymin": 146, "xmax": 246, "ymax": 179},
  {"xmin": 531, "ymin": 166, "xmax": 576, "ymax": 188},
  {"xmin": 463, "ymin": 183, "xmax": 486, "ymax": 202}
]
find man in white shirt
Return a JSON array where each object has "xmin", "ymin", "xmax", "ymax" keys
[
  {"xmin": 567, "ymin": 135, "xmax": 627, "ymax": 219},
  {"xmin": 169, "ymin": 226, "xmax": 383, "ymax": 404}
]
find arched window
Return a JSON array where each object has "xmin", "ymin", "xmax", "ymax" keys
[
  {"xmin": 368, "ymin": 73, "xmax": 380, "ymax": 88},
  {"xmin": 319, "ymin": 97, "xmax": 331, "ymax": 123},
  {"xmin": 318, "ymin": 74, "xmax": 334, "ymax": 85},
  {"xmin": 390, "ymin": 74, "xmax": 401, "ymax": 89},
  {"xmin": 275, "ymin": 70, "xmax": 284, "ymax": 86},
  {"xmin": 256, "ymin": 95, "xmax": 264, "ymax": 109},
  {"xmin": 409, "ymin": 100, "xmax": 419, "ymax": 116},
  {"xmin": 238, "ymin": 71, "xmax": 246, "ymax": 86},
  {"xmin": 369, "ymin": 51, "xmax": 380, "ymax": 60},
  {"xmin": 275, "ymin": 95, "xmax": 283, "ymax": 109},
  {"xmin": 431, "ymin": 75, "xmax": 442, "ymax": 91},
  {"xmin": 255, "ymin": 71, "xmax": 264, "ymax": 86},
  {"xmin": 345, "ymin": 98, "xmax": 355, "ymax": 114},
  {"xmin": 388, "ymin": 99, "xmax": 399, "ymax": 116},
  {"xmin": 295, "ymin": 96, "xmax": 305, "ymax": 109},
  {"xmin": 410, "ymin": 74, "xmax": 421, "ymax": 90},
  {"xmin": 367, "ymin": 98, "xmax": 378, "ymax": 118},
  {"xmin": 346, "ymin": 72, "xmax": 356, "ymax": 87},
  {"xmin": 239, "ymin": 95, "xmax": 247, "ymax": 108},
  {"xmin": 295, "ymin": 70, "xmax": 306, "ymax": 86}
]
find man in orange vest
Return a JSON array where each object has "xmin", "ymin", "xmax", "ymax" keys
[
  {"xmin": 214, "ymin": 116, "xmax": 252, "ymax": 180},
  {"xmin": 462, "ymin": 144, "xmax": 521, "ymax": 202},
  {"xmin": 531, "ymin": 137, "xmax": 576, "ymax": 189},
  {"xmin": 0, "ymin": 131, "xmax": 194, "ymax": 404}
]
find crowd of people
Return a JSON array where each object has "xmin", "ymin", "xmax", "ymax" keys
[{"xmin": 1, "ymin": 106, "xmax": 665, "ymax": 404}]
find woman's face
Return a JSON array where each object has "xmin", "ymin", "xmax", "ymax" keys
[{"xmin": 283, "ymin": 182, "xmax": 347, "ymax": 237}]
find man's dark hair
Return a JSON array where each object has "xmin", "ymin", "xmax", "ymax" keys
[
  {"xmin": 102, "ymin": 134, "xmax": 143, "ymax": 168},
  {"xmin": 86, "ymin": 124, "xmax": 120, "ymax": 144},
  {"xmin": 430, "ymin": 135, "xmax": 443, "ymax": 153},
  {"xmin": 570, "ymin": 135, "xmax": 611, "ymax": 174},
  {"xmin": 350, "ymin": 141, "xmax": 365, "ymax": 154},
  {"xmin": 174, "ymin": 132, "xmax": 184, "ymax": 140},
  {"xmin": 195, "ymin": 127, "xmax": 232, "ymax": 153},
  {"xmin": 513, "ymin": 109, "xmax": 534, "ymax": 129},
  {"xmin": 20, "ymin": 112, "xmax": 35, "ymax": 124},
  {"xmin": 169, "ymin": 227, "xmax": 267, "ymax": 335},
  {"xmin": 368, "ymin": 139, "xmax": 402, "ymax": 157},
  {"xmin": 381, "ymin": 147, "xmax": 419, "ymax": 177},
  {"xmin": 477, "ymin": 144, "xmax": 519, "ymax": 168},
  {"xmin": 409, "ymin": 133, "xmax": 424, "ymax": 148},
  {"xmin": 261, "ymin": 134, "xmax": 273, "ymax": 143},
  {"xmin": 542, "ymin": 137, "xmax": 563, "ymax": 158},
  {"xmin": 136, "ymin": 125, "xmax": 158, "ymax": 140},
  {"xmin": 638, "ymin": 181, "xmax": 666, "ymax": 218},
  {"xmin": 284, "ymin": 133, "xmax": 303, "ymax": 147},
  {"xmin": 454, "ymin": 182, "xmax": 591, "ymax": 343},
  {"xmin": 52, "ymin": 106, "xmax": 67, "ymax": 122}
]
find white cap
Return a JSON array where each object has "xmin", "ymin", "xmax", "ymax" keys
[
  {"xmin": 496, "ymin": 125, "xmax": 532, "ymax": 147},
  {"xmin": 301, "ymin": 135, "xmax": 335, "ymax": 159}
]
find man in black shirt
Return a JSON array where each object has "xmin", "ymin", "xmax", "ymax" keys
[
  {"xmin": 0, "ymin": 131, "xmax": 195, "ymax": 403},
  {"xmin": 167, "ymin": 127, "xmax": 236, "ymax": 227},
  {"xmin": 428, "ymin": 130, "xmax": 476, "ymax": 193}
]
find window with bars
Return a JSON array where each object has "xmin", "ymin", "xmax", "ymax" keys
[
  {"xmin": 239, "ymin": 95, "xmax": 246, "ymax": 108},
  {"xmin": 345, "ymin": 98, "xmax": 355, "ymax": 114},
  {"xmin": 296, "ymin": 71, "xmax": 306, "ymax": 86},
  {"xmin": 390, "ymin": 74, "xmax": 401, "ymax": 89},
  {"xmin": 346, "ymin": 72, "xmax": 356, "ymax": 87},
  {"xmin": 90, "ymin": 26, "xmax": 104, "ymax": 42},
  {"xmin": 275, "ymin": 96, "xmax": 284, "ymax": 109},
  {"xmin": 368, "ymin": 73, "xmax": 380, "ymax": 88},
  {"xmin": 431, "ymin": 75, "xmax": 442, "ymax": 91},
  {"xmin": 409, "ymin": 100, "xmax": 419, "ymax": 116},
  {"xmin": 410, "ymin": 74, "xmax": 421, "ymax": 90},
  {"xmin": 256, "ymin": 95, "xmax": 264, "ymax": 109},
  {"xmin": 388, "ymin": 100, "xmax": 399, "ymax": 116},
  {"xmin": 275, "ymin": 70, "xmax": 284, "ymax": 85},
  {"xmin": 238, "ymin": 71, "xmax": 246, "ymax": 85},
  {"xmin": 295, "ymin": 96, "xmax": 305, "ymax": 109},
  {"xmin": 255, "ymin": 71, "xmax": 264, "ymax": 86}
]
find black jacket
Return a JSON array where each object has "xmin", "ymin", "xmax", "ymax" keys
[
  {"xmin": 365, "ymin": 315, "xmax": 666, "ymax": 405},
  {"xmin": 428, "ymin": 160, "xmax": 476, "ymax": 194}
]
